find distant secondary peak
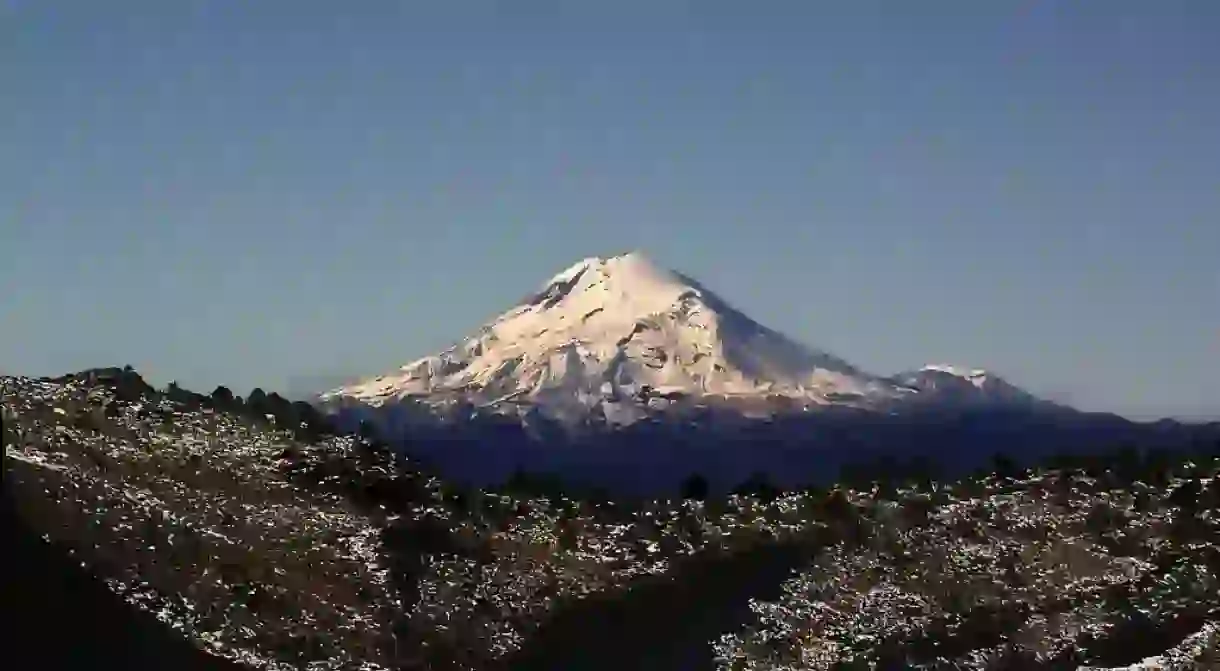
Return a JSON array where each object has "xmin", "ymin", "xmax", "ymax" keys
[{"xmin": 921, "ymin": 364, "xmax": 990, "ymax": 378}]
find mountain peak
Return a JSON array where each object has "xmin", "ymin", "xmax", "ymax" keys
[
  {"xmin": 529, "ymin": 250, "xmax": 691, "ymax": 315},
  {"xmin": 524, "ymin": 251, "xmax": 783, "ymax": 340},
  {"xmin": 324, "ymin": 252, "xmax": 899, "ymax": 419}
]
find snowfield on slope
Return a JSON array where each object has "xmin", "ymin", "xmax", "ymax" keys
[{"xmin": 323, "ymin": 251, "xmax": 1036, "ymax": 425}]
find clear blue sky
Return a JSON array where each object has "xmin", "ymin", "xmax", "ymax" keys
[{"xmin": 2, "ymin": 1, "xmax": 1217, "ymax": 420}]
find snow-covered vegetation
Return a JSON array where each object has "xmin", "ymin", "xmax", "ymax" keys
[
  {"xmin": 713, "ymin": 470, "xmax": 1220, "ymax": 669},
  {"xmin": 3, "ymin": 370, "xmax": 1217, "ymax": 670},
  {"xmin": 4, "ymin": 374, "xmax": 395, "ymax": 670}
]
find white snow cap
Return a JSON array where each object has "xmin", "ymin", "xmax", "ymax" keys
[
  {"xmin": 324, "ymin": 251, "xmax": 904, "ymax": 418},
  {"xmin": 323, "ymin": 251, "xmax": 1038, "ymax": 422}
]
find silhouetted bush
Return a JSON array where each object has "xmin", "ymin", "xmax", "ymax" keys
[
  {"xmin": 732, "ymin": 471, "xmax": 778, "ymax": 502},
  {"xmin": 679, "ymin": 472, "xmax": 709, "ymax": 501}
]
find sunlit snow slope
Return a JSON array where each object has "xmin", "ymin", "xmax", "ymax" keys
[{"xmin": 322, "ymin": 252, "xmax": 1038, "ymax": 425}]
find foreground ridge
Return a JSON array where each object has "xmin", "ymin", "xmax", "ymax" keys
[{"xmin": 5, "ymin": 369, "xmax": 1219, "ymax": 669}]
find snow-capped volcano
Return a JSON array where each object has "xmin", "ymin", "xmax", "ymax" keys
[
  {"xmin": 322, "ymin": 251, "xmax": 911, "ymax": 424},
  {"xmin": 320, "ymin": 251, "xmax": 1053, "ymax": 432}
]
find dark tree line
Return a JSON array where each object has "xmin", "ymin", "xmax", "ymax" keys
[
  {"xmin": 206, "ymin": 385, "xmax": 333, "ymax": 444},
  {"xmin": 693, "ymin": 440, "xmax": 1220, "ymax": 504}
]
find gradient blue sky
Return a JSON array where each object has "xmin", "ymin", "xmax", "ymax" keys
[{"xmin": 3, "ymin": 1, "xmax": 1217, "ymax": 419}]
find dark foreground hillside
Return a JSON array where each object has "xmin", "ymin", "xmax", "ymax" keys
[
  {"xmin": 3, "ymin": 370, "xmax": 1219, "ymax": 670},
  {"xmin": 1, "ymin": 465, "xmax": 243, "ymax": 671}
]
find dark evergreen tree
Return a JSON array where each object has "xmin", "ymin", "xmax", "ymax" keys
[
  {"xmin": 1143, "ymin": 448, "xmax": 1174, "ymax": 487},
  {"xmin": 822, "ymin": 488, "xmax": 855, "ymax": 518},
  {"xmin": 357, "ymin": 419, "xmax": 378, "ymax": 442},
  {"xmin": 210, "ymin": 385, "xmax": 235, "ymax": 408},
  {"xmin": 247, "ymin": 387, "xmax": 267, "ymax": 406},
  {"xmin": 873, "ymin": 474, "xmax": 899, "ymax": 501},
  {"xmin": 679, "ymin": 473, "xmax": 709, "ymax": 501},
  {"xmin": 246, "ymin": 388, "xmax": 269, "ymax": 421},
  {"xmin": 290, "ymin": 401, "xmax": 327, "ymax": 439},
  {"xmin": 906, "ymin": 456, "xmax": 937, "ymax": 492},
  {"xmin": 992, "ymin": 452, "xmax": 1019, "ymax": 480},
  {"xmin": 1, "ymin": 403, "xmax": 10, "ymax": 449},
  {"xmin": 1167, "ymin": 478, "xmax": 1202, "ymax": 513},
  {"xmin": 1112, "ymin": 445, "xmax": 1144, "ymax": 483},
  {"xmin": 264, "ymin": 392, "xmax": 297, "ymax": 428},
  {"xmin": 838, "ymin": 461, "xmax": 873, "ymax": 491},
  {"xmin": 733, "ymin": 471, "xmax": 778, "ymax": 502},
  {"xmin": 898, "ymin": 491, "xmax": 937, "ymax": 529}
]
